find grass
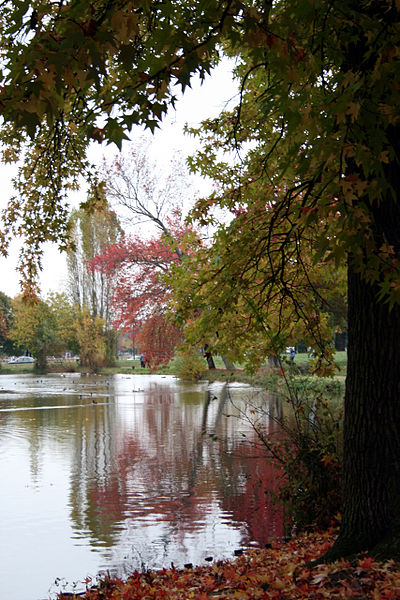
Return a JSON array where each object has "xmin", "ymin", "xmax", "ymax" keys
[
  {"xmin": 0, "ymin": 351, "xmax": 348, "ymax": 379},
  {"xmin": 0, "ymin": 362, "xmax": 38, "ymax": 374},
  {"xmin": 292, "ymin": 351, "xmax": 347, "ymax": 375}
]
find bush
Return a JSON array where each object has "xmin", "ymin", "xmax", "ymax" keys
[
  {"xmin": 288, "ymin": 375, "xmax": 345, "ymax": 399},
  {"xmin": 242, "ymin": 376, "xmax": 343, "ymax": 532},
  {"xmin": 174, "ymin": 348, "xmax": 207, "ymax": 380}
]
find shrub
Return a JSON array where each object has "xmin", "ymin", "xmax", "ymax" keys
[
  {"xmin": 240, "ymin": 376, "xmax": 343, "ymax": 532},
  {"xmin": 174, "ymin": 348, "xmax": 207, "ymax": 380}
]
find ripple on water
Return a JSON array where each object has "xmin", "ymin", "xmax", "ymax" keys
[{"xmin": 0, "ymin": 373, "xmax": 283, "ymax": 600}]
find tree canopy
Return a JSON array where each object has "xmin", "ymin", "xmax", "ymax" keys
[
  {"xmin": 0, "ymin": 0, "xmax": 237, "ymax": 293},
  {"xmin": 10, "ymin": 294, "xmax": 64, "ymax": 369},
  {"xmin": 0, "ymin": 1, "xmax": 398, "ymax": 301}
]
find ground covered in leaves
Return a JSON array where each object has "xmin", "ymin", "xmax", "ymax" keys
[{"xmin": 58, "ymin": 529, "xmax": 400, "ymax": 599}]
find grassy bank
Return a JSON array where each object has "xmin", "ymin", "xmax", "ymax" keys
[{"xmin": 0, "ymin": 351, "xmax": 348, "ymax": 379}]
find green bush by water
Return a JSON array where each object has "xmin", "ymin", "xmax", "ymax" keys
[{"xmin": 173, "ymin": 348, "xmax": 208, "ymax": 380}]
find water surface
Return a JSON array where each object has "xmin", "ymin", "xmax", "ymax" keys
[{"xmin": 0, "ymin": 373, "xmax": 281, "ymax": 599}]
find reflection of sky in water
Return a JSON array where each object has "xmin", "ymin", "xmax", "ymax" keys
[{"xmin": 0, "ymin": 374, "xmax": 281, "ymax": 600}]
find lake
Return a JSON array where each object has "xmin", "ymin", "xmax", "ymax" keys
[{"xmin": 0, "ymin": 373, "xmax": 282, "ymax": 600}]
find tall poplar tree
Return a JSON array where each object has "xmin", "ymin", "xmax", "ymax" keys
[
  {"xmin": 67, "ymin": 204, "xmax": 121, "ymax": 322},
  {"xmin": 67, "ymin": 203, "xmax": 122, "ymax": 366}
]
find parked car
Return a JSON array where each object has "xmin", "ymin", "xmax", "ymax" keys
[{"xmin": 8, "ymin": 356, "xmax": 35, "ymax": 364}]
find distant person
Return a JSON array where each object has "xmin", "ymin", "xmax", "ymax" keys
[
  {"xmin": 289, "ymin": 347, "xmax": 296, "ymax": 361},
  {"xmin": 139, "ymin": 354, "xmax": 146, "ymax": 368}
]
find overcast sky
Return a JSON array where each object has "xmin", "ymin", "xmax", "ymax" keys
[{"xmin": 0, "ymin": 59, "xmax": 238, "ymax": 299}]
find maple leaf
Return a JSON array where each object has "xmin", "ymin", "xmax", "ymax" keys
[
  {"xmin": 346, "ymin": 101, "xmax": 361, "ymax": 122},
  {"xmin": 356, "ymin": 556, "xmax": 375, "ymax": 571}
]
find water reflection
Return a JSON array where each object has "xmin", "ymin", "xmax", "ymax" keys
[{"xmin": 0, "ymin": 374, "xmax": 282, "ymax": 600}]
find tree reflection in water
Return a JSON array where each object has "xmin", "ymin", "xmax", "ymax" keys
[
  {"xmin": 67, "ymin": 377, "xmax": 283, "ymax": 572},
  {"xmin": 0, "ymin": 373, "xmax": 283, "ymax": 598}
]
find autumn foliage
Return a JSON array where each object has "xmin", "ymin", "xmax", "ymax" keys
[
  {"xmin": 58, "ymin": 529, "xmax": 400, "ymax": 600},
  {"xmin": 91, "ymin": 213, "xmax": 197, "ymax": 368},
  {"xmin": 0, "ymin": 306, "xmax": 7, "ymax": 340},
  {"xmin": 134, "ymin": 308, "xmax": 183, "ymax": 368}
]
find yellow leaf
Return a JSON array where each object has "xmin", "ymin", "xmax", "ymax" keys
[
  {"xmin": 379, "ymin": 150, "xmax": 390, "ymax": 163},
  {"xmin": 346, "ymin": 101, "xmax": 361, "ymax": 122},
  {"xmin": 270, "ymin": 578, "xmax": 286, "ymax": 590}
]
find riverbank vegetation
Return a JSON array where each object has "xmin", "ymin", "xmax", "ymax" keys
[{"xmin": 0, "ymin": 352, "xmax": 348, "ymax": 378}]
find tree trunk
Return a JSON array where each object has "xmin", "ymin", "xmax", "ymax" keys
[
  {"xmin": 205, "ymin": 352, "xmax": 216, "ymax": 370},
  {"xmin": 325, "ymin": 192, "xmax": 400, "ymax": 561},
  {"xmin": 221, "ymin": 355, "xmax": 235, "ymax": 370},
  {"xmin": 35, "ymin": 350, "xmax": 48, "ymax": 372},
  {"xmin": 204, "ymin": 345, "xmax": 216, "ymax": 369},
  {"xmin": 268, "ymin": 355, "xmax": 280, "ymax": 368},
  {"xmin": 321, "ymin": 1, "xmax": 400, "ymax": 560}
]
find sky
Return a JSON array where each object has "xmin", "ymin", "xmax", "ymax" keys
[{"xmin": 0, "ymin": 59, "xmax": 238, "ymax": 299}]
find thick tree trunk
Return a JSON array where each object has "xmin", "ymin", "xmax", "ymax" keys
[
  {"xmin": 322, "ymin": 1, "xmax": 400, "ymax": 560},
  {"xmin": 325, "ymin": 123, "xmax": 400, "ymax": 559},
  {"xmin": 325, "ymin": 260, "xmax": 400, "ymax": 560}
]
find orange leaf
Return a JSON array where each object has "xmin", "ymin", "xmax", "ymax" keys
[{"xmin": 357, "ymin": 556, "xmax": 375, "ymax": 570}]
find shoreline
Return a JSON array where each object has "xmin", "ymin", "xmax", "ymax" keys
[{"xmin": 56, "ymin": 528, "xmax": 400, "ymax": 600}]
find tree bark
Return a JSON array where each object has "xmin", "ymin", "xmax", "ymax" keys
[
  {"xmin": 35, "ymin": 350, "xmax": 48, "ymax": 372},
  {"xmin": 325, "ymin": 115, "xmax": 400, "ymax": 560},
  {"xmin": 325, "ymin": 259, "xmax": 400, "ymax": 560}
]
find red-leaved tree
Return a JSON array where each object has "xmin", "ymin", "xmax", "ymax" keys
[
  {"xmin": 91, "ymin": 210, "xmax": 198, "ymax": 368},
  {"xmin": 90, "ymin": 142, "xmax": 215, "ymax": 368}
]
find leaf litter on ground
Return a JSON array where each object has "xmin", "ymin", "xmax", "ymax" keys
[{"xmin": 58, "ymin": 529, "xmax": 400, "ymax": 599}]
